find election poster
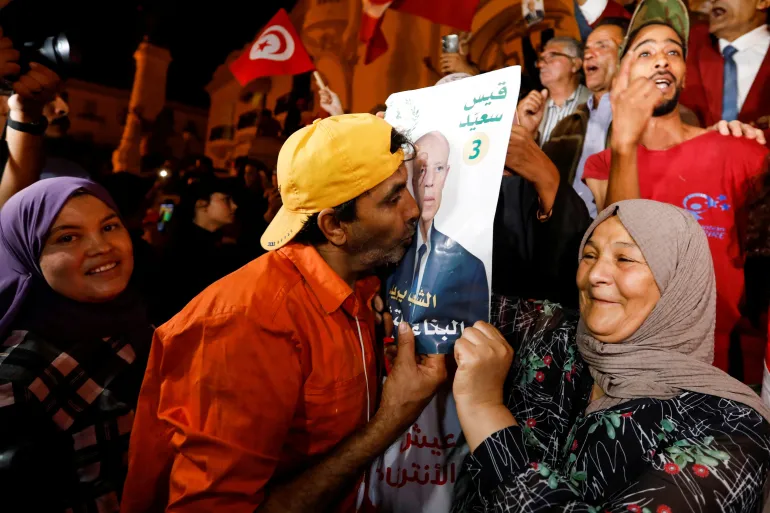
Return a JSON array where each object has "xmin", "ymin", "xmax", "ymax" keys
[
  {"xmin": 366, "ymin": 67, "xmax": 520, "ymax": 513},
  {"xmin": 523, "ymin": 0, "xmax": 546, "ymax": 26},
  {"xmin": 384, "ymin": 65, "xmax": 521, "ymax": 355}
]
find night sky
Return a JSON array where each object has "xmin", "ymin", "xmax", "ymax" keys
[{"xmin": 3, "ymin": 0, "xmax": 298, "ymax": 108}]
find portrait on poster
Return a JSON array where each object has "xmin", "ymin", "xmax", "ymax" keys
[
  {"xmin": 523, "ymin": 0, "xmax": 546, "ymax": 26},
  {"xmin": 384, "ymin": 66, "xmax": 520, "ymax": 354}
]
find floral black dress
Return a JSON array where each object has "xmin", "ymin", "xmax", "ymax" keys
[{"xmin": 452, "ymin": 296, "xmax": 770, "ymax": 513}]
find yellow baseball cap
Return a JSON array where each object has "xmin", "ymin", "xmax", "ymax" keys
[{"xmin": 261, "ymin": 113, "xmax": 405, "ymax": 251}]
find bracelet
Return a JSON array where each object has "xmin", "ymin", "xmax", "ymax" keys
[
  {"xmin": 536, "ymin": 208, "xmax": 553, "ymax": 222},
  {"xmin": 536, "ymin": 198, "xmax": 553, "ymax": 222},
  {"xmin": 7, "ymin": 116, "xmax": 49, "ymax": 136}
]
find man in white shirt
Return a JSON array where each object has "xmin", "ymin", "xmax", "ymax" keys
[
  {"xmin": 573, "ymin": 0, "xmax": 631, "ymax": 40},
  {"xmin": 680, "ymin": 0, "xmax": 770, "ymax": 144}
]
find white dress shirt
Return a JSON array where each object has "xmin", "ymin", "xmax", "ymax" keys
[
  {"xmin": 412, "ymin": 223, "xmax": 433, "ymax": 294},
  {"xmin": 719, "ymin": 25, "xmax": 770, "ymax": 113},
  {"xmin": 577, "ymin": 0, "xmax": 608, "ymax": 25}
]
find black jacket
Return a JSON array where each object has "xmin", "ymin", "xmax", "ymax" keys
[
  {"xmin": 158, "ymin": 223, "xmax": 242, "ymax": 322},
  {"xmin": 492, "ymin": 175, "xmax": 592, "ymax": 308}
]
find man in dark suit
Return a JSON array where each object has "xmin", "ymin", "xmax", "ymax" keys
[
  {"xmin": 680, "ymin": 0, "xmax": 770, "ymax": 146},
  {"xmin": 387, "ymin": 131, "xmax": 489, "ymax": 354}
]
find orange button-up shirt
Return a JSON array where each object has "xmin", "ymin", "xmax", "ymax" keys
[{"xmin": 121, "ymin": 243, "xmax": 379, "ymax": 513}]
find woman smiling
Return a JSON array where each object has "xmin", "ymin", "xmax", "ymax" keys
[
  {"xmin": 0, "ymin": 178, "xmax": 151, "ymax": 512},
  {"xmin": 451, "ymin": 200, "xmax": 770, "ymax": 512}
]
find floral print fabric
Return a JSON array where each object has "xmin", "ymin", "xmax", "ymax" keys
[{"xmin": 452, "ymin": 296, "xmax": 770, "ymax": 513}]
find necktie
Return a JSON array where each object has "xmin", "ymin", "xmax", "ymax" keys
[
  {"xmin": 573, "ymin": 0, "xmax": 591, "ymax": 41},
  {"xmin": 722, "ymin": 45, "xmax": 739, "ymax": 122},
  {"xmin": 574, "ymin": 0, "xmax": 593, "ymax": 43},
  {"xmin": 411, "ymin": 244, "xmax": 427, "ymax": 294}
]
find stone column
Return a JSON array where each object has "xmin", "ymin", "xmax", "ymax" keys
[{"xmin": 112, "ymin": 40, "xmax": 172, "ymax": 173}]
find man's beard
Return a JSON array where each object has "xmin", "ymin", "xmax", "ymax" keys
[
  {"xmin": 652, "ymin": 87, "xmax": 682, "ymax": 117},
  {"xmin": 348, "ymin": 222, "xmax": 417, "ymax": 269},
  {"xmin": 358, "ymin": 242, "xmax": 411, "ymax": 268}
]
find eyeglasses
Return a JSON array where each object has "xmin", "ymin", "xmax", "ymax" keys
[{"xmin": 536, "ymin": 51, "xmax": 576, "ymax": 65}]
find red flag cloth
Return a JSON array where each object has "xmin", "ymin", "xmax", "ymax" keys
[
  {"xmin": 394, "ymin": 0, "xmax": 479, "ymax": 31},
  {"xmin": 360, "ymin": 0, "xmax": 392, "ymax": 64},
  {"xmin": 229, "ymin": 8, "xmax": 315, "ymax": 86},
  {"xmin": 591, "ymin": 0, "xmax": 631, "ymax": 25},
  {"xmin": 360, "ymin": 0, "xmax": 481, "ymax": 65}
]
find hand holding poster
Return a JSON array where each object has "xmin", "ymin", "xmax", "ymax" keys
[
  {"xmin": 367, "ymin": 67, "xmax": 520, "ymax": 513},
  {"xmin": 384, "ymin": 66, "xmax": 521, "ymax": 355}
]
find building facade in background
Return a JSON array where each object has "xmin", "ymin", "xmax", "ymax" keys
[
  {"xmin": 0, "ymin": 80, "xmax": 207, "ymax": 152},
  {"xmin": 203, "ymin": 0, "xmax": 580, "ymax": 169},
  {"xmin": 64, "ymin": 79, "xmax": 206, "ymax": 153},
  {"xmin": 0, "ymin": 77, "xmax": 207, "ymax": 177}
]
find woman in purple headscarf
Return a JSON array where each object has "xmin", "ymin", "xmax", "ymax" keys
[{"xmin": 0, "ymin": 177, "xmax": 152, "ymax": 512}]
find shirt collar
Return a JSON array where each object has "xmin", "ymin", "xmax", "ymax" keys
[
  {"xmin": 416, "ymin": 222, "xmax": 433, "ymax": 252},
  {"xmin": 280, "ymin": 243, "xmax": 380, "ymax": 316},
  {"xmin": 719, "ymin": 25, "xmax": 770, "ymax": 53},
  {"xmin": 587, "ymin": 92, "xmax": 611, "ymax": 112}
]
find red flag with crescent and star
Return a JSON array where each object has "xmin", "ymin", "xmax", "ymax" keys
[{"xmin": 229, "ymin": 8, "xmax": 315, "ymax": 86}]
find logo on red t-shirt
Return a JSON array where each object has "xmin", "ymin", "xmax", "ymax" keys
[{"xmin": 682, "ymin": 193, "xmax": 731, "ymax": 239}]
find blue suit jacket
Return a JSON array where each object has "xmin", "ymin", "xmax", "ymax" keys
[{"xmin": 386, "ymin": 225, "xmax": 489, "ymax": 354}]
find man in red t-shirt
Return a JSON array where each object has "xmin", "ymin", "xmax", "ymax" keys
[{"xmin": 583, "ymin": 0, "xmax": 769, "ymax": 383}]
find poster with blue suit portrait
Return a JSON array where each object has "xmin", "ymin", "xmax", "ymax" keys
[{"xmin": 384, "ymin": 66, "xmax": 521, "ymax": 354}]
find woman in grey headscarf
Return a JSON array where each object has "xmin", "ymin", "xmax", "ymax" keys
[{"xmin": 451, "ymin": 199, "xmax": 770, "ymax": 513}]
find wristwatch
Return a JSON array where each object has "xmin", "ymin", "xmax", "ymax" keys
[{"xmin": 6, "ymin": 116, "xmax": 49, "ymax": 136}]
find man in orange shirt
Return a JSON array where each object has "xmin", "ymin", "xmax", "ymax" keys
[{"xmin": 121, "ymin": 114, "xmax": 447, "ymax": 513}]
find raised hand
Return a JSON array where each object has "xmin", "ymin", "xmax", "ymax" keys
[
  {"xmin": 516, "ymin": 89, "xmax": 549, "ymax": 139},
  {"xmin": 709, "ymin": 120, "xmax": 767, "ymax": 146},
  {"xmin": 439, "ymin": 53, "xmax": 476, "ymax": 75},
  {"xmin": 7, "ymin": 63, "xmax": 62, "ymax": 123},
  {"xmin": 453, "ymin": 321, "xmax": 517, "ymax": 451},
  {"xmin": 609, "ymin": 54, "xmax": 663, "ymax": 152},
  {"xmin": 452, "ymin": 321, "xmax": 513, "ymax": 410},
  {"xmin": 376, "ymin": 322, "xmax": 447, "ymax": 432},
  {"xmin": 319, "ymin": 86, "xmax": 344, "ymax": 117},
  {"xmin": 505, "ymin": 125, "xmax": 560, "ymax": 213}
]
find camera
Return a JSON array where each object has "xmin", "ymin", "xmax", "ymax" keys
[
  {"xmin": 0, "ymin": 34, "xmax": 80, "ymax": 95},
  {"xmin": 442, "ymin": 34, "xmax": 459, "ymax": 54},
  {"xmin": 0, "ymin": 1, "xmax": 80, "ymax": 94}
]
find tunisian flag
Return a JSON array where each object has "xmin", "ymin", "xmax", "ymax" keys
[
  {"xmin": 229, "ymin": 9, "xmax": 315, "ymax": 86},
  {"xmin": 361, "ymin": 0, "xmax": 480, "ymax": 64}
]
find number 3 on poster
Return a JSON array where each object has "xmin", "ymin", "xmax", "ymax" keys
[{"xmin": 463, "ymin": 133, "xmax": 489, "ymax": 166}]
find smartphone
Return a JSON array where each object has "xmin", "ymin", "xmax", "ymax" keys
[
  {"xmin": 157, "ymin": 201, "xmax": 175, "ymax": 233},
  {"xmin": 442, "ymin": 34, "xmax": 459, "ymax": 53}
]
